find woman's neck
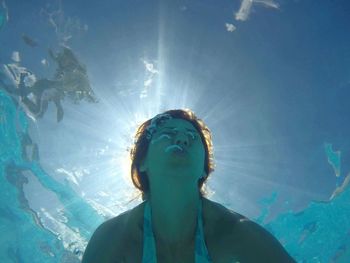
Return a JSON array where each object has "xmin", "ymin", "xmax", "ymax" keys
[{"xmin": 149, "ymin": 187, "xmax": 201, "ymax": 252}]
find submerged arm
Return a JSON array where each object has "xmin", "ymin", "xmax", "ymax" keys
[{"xmin": 234, "ymin": 219, "xmax": 296, "ymax": 263}]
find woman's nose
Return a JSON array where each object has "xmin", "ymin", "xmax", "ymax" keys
[{"xmin": 174, "ymin": 133, "xmax": 189, "ymax": 147}]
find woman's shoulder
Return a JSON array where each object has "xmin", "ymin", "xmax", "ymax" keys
[
  {"xmin": 82, "ymin": 208, "xmax": 137, "ymax": 263},
  {"xmin": 93, "ymin": 209, "xmax": 131, "ymax": 238},
  {"xmin": 202, "ymin": 197, "xmax": 246, "ymax": 229},
  {"xmin": 202, "ymin": 198, "xmax": 295, "ymax": 262}
]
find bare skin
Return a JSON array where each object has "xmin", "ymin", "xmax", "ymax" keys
[
  {"xmin": 82, "ymin": 197, "xmax": 295, "ymax": 263},
  {"xmin": 82, "ymin": 117, "xmax": 296, "ymax": 263},
  {"xmin": 139, "ymin": 119, "xmax": 207, "ymax": 254}
]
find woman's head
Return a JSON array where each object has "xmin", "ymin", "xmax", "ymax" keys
[{"xmin": 130, "ymin": 109, "xmax": 214, "ymax": 200}]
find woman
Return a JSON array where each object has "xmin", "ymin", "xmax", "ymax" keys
[{"xmin": 82, "ymin": 109, "xmax": 296, "ymax": 263}]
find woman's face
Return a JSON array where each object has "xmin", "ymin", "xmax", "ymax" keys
[{"xmin": 140, "ymin": 118, "xmax": 206, "ymax": 186}]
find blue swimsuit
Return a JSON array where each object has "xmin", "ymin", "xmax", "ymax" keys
[{"xmin": 142, "ymin": 198, "xmax": 212, "ymax": 263}]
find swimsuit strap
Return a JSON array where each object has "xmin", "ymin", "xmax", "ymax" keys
[
  {"xmin": 142, "ymin": 200, "xmax": 157, "ymax": 263},
  {"xmin": 142, "ymin": 199, "xmax": 212, "ymax": 263},
  {"xmin": 195, "ymin": 199, "xmax": 212, "ymax": 263}
]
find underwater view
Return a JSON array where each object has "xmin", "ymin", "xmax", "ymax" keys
[{"xmin": 1, "ymin": 0, "xmax": 350, "ymax": 262}]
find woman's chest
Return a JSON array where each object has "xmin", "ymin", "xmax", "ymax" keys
[
  {"xmin": 120, "ymin": 229, "xmax": 235, "ymax": 263},
  {"xmin": 119, "ymin": 199, "xmax": 240, "ymax": 263}
]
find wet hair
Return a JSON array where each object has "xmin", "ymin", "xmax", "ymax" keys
[{"xmin": 130, "ymin": 109, "xmax": 215, "ymax": 201}]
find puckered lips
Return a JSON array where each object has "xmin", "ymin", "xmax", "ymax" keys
[{"xmin": 165, "ymin": 145, "xmax": 188, "ymax": 156}]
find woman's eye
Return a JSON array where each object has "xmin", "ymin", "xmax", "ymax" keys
[
  {"xmin": 159, "ymin": 130, "xmax": 197, "ymax": 140},
  {"xmin": 158, "ymin": 131, "xmax": 175, "ymax": 138},
  {"xmin": 187, "ymin": 132, "xmax": 197, "ymax": 140}
]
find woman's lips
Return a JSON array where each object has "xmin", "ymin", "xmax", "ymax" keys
[{"xmin": 165, "ymin": 145, "xmax": 186, "ymax": 154}]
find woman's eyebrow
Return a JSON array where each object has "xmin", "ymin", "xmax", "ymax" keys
[{"xmin": 161, "ymin": 126, "xmax": 197, "ymax": 132}]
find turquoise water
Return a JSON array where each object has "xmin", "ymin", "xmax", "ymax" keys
[
  {"xmin": 0, "ymin": 90, "xmax": 104, "ymax": 262},
  {"xmin": 1, "ymin": 89, "xmax": 349, "ymax": 262},
  {"xmin": 1, "ymin": 0, "xmax": 350, "ymax": 262}
]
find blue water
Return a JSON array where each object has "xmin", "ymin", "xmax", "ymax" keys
[{"xmin": 1, "ymin": 0, "xmax": 350, "ymax": 262}]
